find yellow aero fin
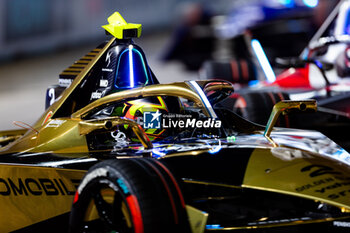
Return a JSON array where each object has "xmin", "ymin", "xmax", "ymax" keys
[{"xmin": 102, "ymin": 12, "xmax": 142, "ymax": 39}]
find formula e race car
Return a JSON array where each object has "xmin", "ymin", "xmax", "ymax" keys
[
  {"xmin": 1, "ymin": 12, "xmax": 350, "ymax": 233},
  {"xmin": 200, "ymin": 0, "xmax": 350, "ymax": 151}
]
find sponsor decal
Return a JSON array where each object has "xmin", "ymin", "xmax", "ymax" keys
[
  {"xmin": 0, "ymin": 178, "xmax": 79, "ymax": 196},
  {"xmin": 314, "ymin": 181, "xmax": 350, "ymax": 194},
  {"xmin": 59, "ymin": 78, "xmax": 73, "ymax": 87},
  {"xmin": 301, "ymin": 164, "xmax": 342, "ymax": 178},
  {"xmin": 100, "ymin": 79, "xmax": 109, "ymax": 87},
  {"xmin": 45, "ymin": 119, "xmax": 66, "ymax": 128},
  {"xmin": 334, "ymin": 221, "xmax": 350, "ymax": 227},
  {"xmin": 297, "ymin": 164, "xmax": 350, "ymax": 200},
  {"xmin": 117, "ymin": 178, "xmax": 130, "ymax": 195},
  {"xmin": 102, "ymin": 68, "xmax": 113, "ymax": 72},
  {"xmin": 91, "ymin": 91, "xmax": 102, "ymax": 99},
  {"xmin": 105, "ymin": 50, "xmax": 112, "ymax": 67},
  {"xmin": 111, "ymin": 131, "xmax": 129, "ymax": 148},
  {"xmin": 325, "ymin": 188, "xmax": 350, "ymax": 200},
  {"xmin": 295, "ymin": 177, "xmax": 335, "ymax": 192},
  {"xmin": 77, "ymin": 168, "xmax": 108, "ymax": 194},
  {"xmin": 48, "ymin": 88, "xmax": 55, "ymax": 106},
  {"xmin": 142, "ymin": 111, "xmax": 221, "ymax": 129}
]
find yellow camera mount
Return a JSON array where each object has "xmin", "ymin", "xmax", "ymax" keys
[{"xmin": 102, "ymin": 12, "xmax": 142, "ymax": 39}]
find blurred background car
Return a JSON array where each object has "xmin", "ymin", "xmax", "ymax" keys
[
  {"xmin": 198, "ymin": 0, "xmax": 350, "ymax": 151},
  {"xmin": 162, "ymin": 0, "xmax": 339, "ymax": 71}
]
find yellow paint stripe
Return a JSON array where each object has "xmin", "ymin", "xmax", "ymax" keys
[
  {"xmin": 60, "ymin": 72, "xmax": 79, "ymax": 76},
  {"xmin": 64, "ymin": 68, "xmax": 84, "ymax": 72}
]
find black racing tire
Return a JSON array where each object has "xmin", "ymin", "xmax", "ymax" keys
[
  {"xmin": 69, "ymin": 158, "xmax": 190, "ymax": 233},
  {"xmin": 233, "ymin": 92, "xmax": 291, "ymax": 127},
  {"xmin": 200, "ymin": 59, "xmax": 257, "ymax": 84}
]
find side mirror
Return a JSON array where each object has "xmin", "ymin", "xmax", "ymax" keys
[
  {"xmin": 79, "ymin": 117, "xmax": 153, "ymax": 149},
  {"xmin": 264, "ymin": 100, "xmax": 317, "ymax": 144},
  {"xmin": 203, "ymin": 81, "xmax": 234, "ymax": 105}
]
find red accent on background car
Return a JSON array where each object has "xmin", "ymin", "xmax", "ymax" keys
[
  {"xmin": 269, "ymin": 66, "xmax": 312, "ymax": 89},
  {"xmin": 229, "ymin": 93, "xmax": 241, "ymax": 99},
  {"xmin": 235, "ymin": 96, "xmax": 247, "ymax": 108}
]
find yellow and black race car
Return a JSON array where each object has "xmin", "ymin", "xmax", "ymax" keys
[{"xmin": 1, "ymin": 12, "xmax": 350, "ymax": 233}]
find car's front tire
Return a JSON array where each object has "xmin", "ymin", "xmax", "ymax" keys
[{"xmin": 69, "ymin": 158, "xmax": 190, "ymax": 233}]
